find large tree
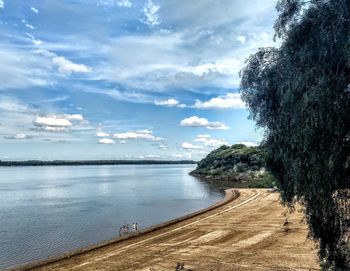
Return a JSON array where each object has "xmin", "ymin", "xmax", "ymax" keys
[{"xmin": 240, "ymin": 0, "xmax": 350, "ymax": 269}]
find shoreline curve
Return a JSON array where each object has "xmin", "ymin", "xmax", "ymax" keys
[{"xmin": 6, "ymin": 188, "xmax": 239, "ymax": 271}]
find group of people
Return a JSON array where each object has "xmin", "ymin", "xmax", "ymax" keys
[{"xmin": 118, "ymin": 222, "xmax": 138, "ymax": 237}]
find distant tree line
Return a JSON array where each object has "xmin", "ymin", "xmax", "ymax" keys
[
  {"xmin": 0, "ymin": 160, "xmax": 196, "ymax": 167},
  {"xmin": 240, "ymin": 0, "xmax": 350, "ymax": 269}
]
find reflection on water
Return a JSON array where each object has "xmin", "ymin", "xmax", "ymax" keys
[
  {"xmin": 0, "ymin": 164, "xmax": 224, "ymax": 269},
  {"xmin": 196, "ymin": 177, "xmax": 239, "ymax": 193}
]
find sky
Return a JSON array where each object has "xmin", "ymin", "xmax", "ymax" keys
[{"xmin": 0, "ymin": 0, "xmax": 278, "ymax": 161}]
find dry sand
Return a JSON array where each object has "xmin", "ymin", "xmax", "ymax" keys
[{"xmin": 12, "ymin": 189, "xmax": 320, "ymax": 271}]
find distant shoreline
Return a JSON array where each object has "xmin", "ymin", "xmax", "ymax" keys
[{"xmin": 0, "ymin": 160, "xmax": 197, "ymax": 167}]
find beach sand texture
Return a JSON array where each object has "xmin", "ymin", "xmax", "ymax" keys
[{"xmin": 11, "ymin": 189, "xmax": 320, "ymax": 271}]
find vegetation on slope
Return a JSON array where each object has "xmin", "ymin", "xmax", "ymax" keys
[
  {"xmin": 191, "ymin": 144, "xmax": 275, "ymax": 188},
  {"xmin": 240, "ymin": 0, "xmax": 350, "ymax": 269}
]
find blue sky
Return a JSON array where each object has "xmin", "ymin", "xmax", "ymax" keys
[{"xmin": 0, "ymin": 0, "xmax": 278, "ymax": 160}]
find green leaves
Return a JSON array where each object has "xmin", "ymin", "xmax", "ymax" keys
[
  {"xmin": 191, "ymin": 144, "xmax": 273, "ymax": 187},
  {"xmin": 240, "ymin": 0, "xmax": 350, "ymax": 269},
  {"xmin": 274, "ymin": 0, "xmax": 304, "ymax": 38}
]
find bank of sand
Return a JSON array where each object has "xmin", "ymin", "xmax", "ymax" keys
[{"xmin": 10, "ymin": 189, "xmax": 320, "ymax": 271}]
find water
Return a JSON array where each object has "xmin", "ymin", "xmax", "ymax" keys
[{"xmin": 0, "ymin": 164, "xmax": 224, "ymax": 270}]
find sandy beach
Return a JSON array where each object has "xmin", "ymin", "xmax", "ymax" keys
[{"xmin": 9, "ymin": 189, "xmax": 320, "ymax": 271}]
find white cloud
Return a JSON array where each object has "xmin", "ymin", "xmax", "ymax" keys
[
  {"xmin": 4, "ymin": 133, "xmax": 29, "ymax": 140},
  {"xmin": 0, "ymin": 98, "xmax": 38, "ymax": 138},
  {"xmin": 195, "ymin": 134, "xmax": 211, "ymax": 140},
  {"xmin": 0, "ymin": 46, "xmax": 50, "ymax": 90},
  {"xmin": 92, "ymin": 9, "xmax": 277, "ymax": 92},
  {"xmin": 25, "ymin": 24, "xmax": 35, "ymax": 30},
  {"xmin": 142, "ymin": 0, "xmax": 160, "ymax": 28},
  {"xmin": 32, "ymin": 39, "xmax": 43, "ymax": 46},
  {"xmin": 42, "ymin": 126, "xmax": 68, "ymax": 132},
  {"xmin": 31, "ymin": 7, "xmax": 39, "ymax": 13},
  {"xmin": 155, "ymin": 98, "xmax": 179, "ymax": 107},
  {"xmin": 0, "ymin": 98, "xmax": 90, "ymax": 144},
  {"xmin": 203, "ymin": 123, "xmax": 229, "ymax": 130},
  {"xmin": 144, "ymin": 154, "xmax": 159, "ymax": 158},
  {"xmin": 171, "ymin": 152, "xmax": 192, "ymax": 159},
  {"xmin": 193, "ymin": 93, "xmax": 246, "ymax": 110},
  {"xmin": 22, "ymin": 20, "xmax": 35, "ymax": 30},
  {"xmin": 205, "ymin": 138, "xmax": 222, "ymax": 146},
  {"xmin": 155, "ymin": 98, "xmax": 187, "ymax": 108},
  {"xmin": 183, "ymin": 59, "xmax": 242, "ymax": 78},
  {"xmin": 194, "ymin": 135, "xmax": 211, "ymax": 143},
  {"xmin": 180, "ymin": 116, "xmax": 209, "ymax": 127},
  {"xmin": 194, "ymin": 135, "xmax": 228, "ymax": 147},
  {"xmin": 94, "ymin": 33, "xmax": 243, "ymax": 92},
  {"xmin": 204, "ymin": 138, "xmax": 228, "ymax": 147},
  {"xmin": 0, "ymin": 0, "xmax": 4, "ymax": 9},
  {"xmin": 99, "ymin": 138, "xmax": 115, "ymax": 144},
  {"xmin": 113, "ymin": 130, "xmax": 162, "ymax": 141},
  {"xmin": 116, "ymin": 0, "xmax": 132, "ymax": 7},
  {"xmin": 99, "ymin": 0, "xmax": 131, "ymax": 7},
  {"xmin": 32, "ymin": 114, "xmax": 85, "ymax": 132},
  {"xmin": 239, "ymin": 141, "xmax": 259, "ymax": 147},
  {"xmin": 137, "ymin": 129, "xmax": 152, "ymax": 134},
  {"xmin": 81, "ymin": 86, "xmax": 154, "ymax": 104},
  {"xmin": 237, "ymin": 35, "xmax": 246, "ymax": 44},
  {"xmin": 95, "ymin": 129, "xmax": 161, "ymax": 142},
  {"xmin": 0, "ymin": 0, "xmax": 278, "ymax": 96},
  {"xmin": 181, "ymin": 142, "xmax": 203, "ymax": 150},
  {"xmin": 33, "ymin": 116, "xmax": 72, "ymax": 128},
  {"xmin": 25, "ymin": 33, "xmax": 43, "ymax": 46},
  {"xmin": 0, "ymin": 98, "xmax": 30, "ymax": 113},
  {"xmin": 97, "ymin": 131, "xmax": 110, "ymax": 137},
  {"xmin": 193, "ymin": 134, "xmax": 228, "ymax": 147},
  {"xmin": 52, "ymin": 56, "xmax": 91, "ymax": 75},
  {"xmin": 99, "ymin": 0, "xmax": 114, "ymax": 5},
  {"xmin": 63, "ymin": 114, "xmax": 84, "ymax": 121},
  {"xmin": 180, "ymin": 116, "xmax": 229, "ymax": 130},
  {"xmin": 158, "ymin": 144, "xmax": 168, "ymax": 150},
  {"xmin": 159, "ymin": 0, "xmax": 276, "ymax": 30}
]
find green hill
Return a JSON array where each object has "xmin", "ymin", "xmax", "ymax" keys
[{"xmin": 190, "ymin": 144, "xmax": 274, "ymax": 188}]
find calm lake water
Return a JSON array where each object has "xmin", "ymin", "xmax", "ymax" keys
[{"xmin": 0, "ymin": 164, "xmax": 224, "ymax": 270}]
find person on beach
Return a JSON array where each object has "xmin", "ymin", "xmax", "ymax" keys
[
  {"xmin": 135, "ymin": 222, "xmax": 138, "ymax": 231},
  {"xmin": 126, "ymin": 224, "xmax": 129, "ymax": 234},
  {"xmin": 132, "ymin": 222, "xmax": 136, "ymax": 232},
  {"xmin": 123, "ymin": 225, "xmax": 126, "ymax": 235},
  {"xmin": 119, "ymin": 227, "xmax": 122, "ymax": 237}
]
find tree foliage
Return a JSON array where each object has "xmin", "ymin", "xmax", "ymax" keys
[
  {"xmin": 191, "ymin": 144, "xmax": 274, "ymax": 188},
  {"xmin": 240, "ymin": 0, "xmax": 350, "ymax": 269}
]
